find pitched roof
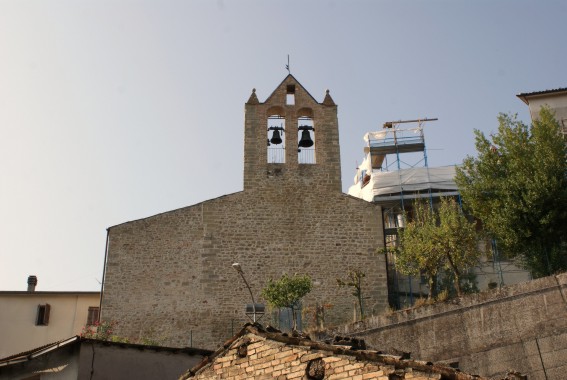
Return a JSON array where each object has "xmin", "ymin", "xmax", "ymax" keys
[
  {"xmin": 516, "ymin": 87, "xmax": 567, "ymax": 104},
  {"xmin": 181, "ymin": 323, "xmax": 498, "ymax": 380},
  {"xmin": 0, "ymin": 336, "xmax": 80, "ymax": 367},
  {"xmin": 0, "ymin": 336, "xmax": 213, "ymax": 368}
]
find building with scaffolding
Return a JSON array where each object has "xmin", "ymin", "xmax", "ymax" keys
[{"xmin": 348, "ymin": 119, "xmax": 531, "ymax": 309}]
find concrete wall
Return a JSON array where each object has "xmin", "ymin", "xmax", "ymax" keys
[
  {"xmin": 101, "ymin": 75, "xmax": 388, "ymax": 350},
  {"xmin": 0, "ymin": 340, "xmax": 80, "ymax": 380},
  {"xmin": 337, "ymin": 273, "xmax": 567, "ymax": 380},
  {"xmin": 0, "ymin": 292, "xmax": 100, "ymax": 358},
  {"xmin": 78, "ymin": 340, "xmax": 208, "ymax": 380},
  {"xmin": 0, "ymin": 339, "xmax": 210, "ymax": 380}
]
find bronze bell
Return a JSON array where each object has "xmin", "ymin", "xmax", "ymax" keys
[
  {"xmin": 298, "ymin": 129, "xmax": 314, "ymax": 148},
  {"xmin": 270, "ymin": 129, "xmax": 283, "ymax": 145}
]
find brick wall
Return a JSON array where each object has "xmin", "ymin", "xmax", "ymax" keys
[
  {"xmin": 192, "ymin": 334, "xmax": 403, "ymax": 380},
  {"xmin": 337, "ymin": 272, "xmax": 567, "ymax": 380},
  {"xmin": 183, "ymin": 327, "xmax": 490, "ymax": 380},
  {"xmin": 101, "ymin": 75, "xmax": 388, "ymax": 349}
]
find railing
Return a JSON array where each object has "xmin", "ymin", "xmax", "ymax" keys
[
  {"xmin": 367, "ymin": 128, "xmax": 425, "ymax": 148},
  {"xmin": 268, "ymin": 147, "xmax": 316, "ymax": 164},
  {"xmin": 298, "ymin": 147, "xmax": 315, "ymax": 164},
  {"xmin": 268, "ymin": 147, "xmax": 285, "ymax": 164}
]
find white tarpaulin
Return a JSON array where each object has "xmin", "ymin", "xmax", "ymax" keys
[
  {"xmin": 363, "ymin": 127, "xmax": 422, "ymax": 143},
  {"xmin": 371, "ymin": 166, "xmax": 457, "ymax": 196},
  {"xmin": 348, "ymin": 166, "xmax": 458, "ymax": 202}
]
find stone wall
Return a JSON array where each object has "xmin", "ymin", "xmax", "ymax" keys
[
  {"xmin": 102, "ymin": 190, "xmax": 386, "ymax": 350},
  {"xmin": 337, "ymin": 273, "xmax": 567, "ymax": 380},
  {"xmin": 101, "ymin": 75, "xmax": 388, "ymax": 350},
  {"xmin": 244, "ymin": 76, "xmax": 342, "ymax": 194}
]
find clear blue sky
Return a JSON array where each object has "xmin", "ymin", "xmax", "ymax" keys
[{"xmin": 1, "ymin": 0, "xmax": 566, "ymax": 291}]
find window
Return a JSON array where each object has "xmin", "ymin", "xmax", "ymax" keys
[
  {"xmin": 87, "ymin": 306, "xmax": 100, "ymax": 325},
  {"xmin": 36, "ymin": 304, "xmax": 51, "ymax": 326},
  {"xmin": 286, "ymin": 85, "xmax": 295, "ymax": 105},
  {"xmin": 277, "ymin": 307, "xmax": 302, "ymax": 331}
]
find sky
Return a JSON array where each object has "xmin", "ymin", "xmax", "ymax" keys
[{"xmin": 1, "ymin": 0, "xmax": 566, "ymax": 291}]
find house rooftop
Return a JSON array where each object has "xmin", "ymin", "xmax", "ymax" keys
[
  {"xmin": 0, "ymin": 335, "xmax": 213, "ymax": 367},
  {"xmin": 517, "ymin": 87, "xmax": 567, "ymax": 104},
  {"xmin": 0, "ymin": 291, "xmax": 100, "ymax": 295},
  {"xmin": 182, "ymin": 323, "xmax": 513, "ymax": 380}
]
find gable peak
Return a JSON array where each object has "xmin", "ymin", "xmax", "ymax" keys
[
  {"xmin": 263, "ymin": 74, "xmax": 319, "ymax": 105},
  {"xmin": 246, "ymin": 88, "xmax": 259, "ymax": 104},
  {"xmin": 323, "ymin": 89, "xmax": 336, "ymax": 106}
]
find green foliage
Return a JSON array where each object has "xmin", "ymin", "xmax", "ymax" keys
[
  {"xmin": 397, "ymin": 197, "xmax": 481, "ymax": 297},
  {"xmin": 139, "ymin": 337, "xmax": 161, "ymax": 346},
  {"xmin": 436, "ymin": 198, "xmax": 481, "ymax": 295},
  {"xmin": 337, "ymin": 269, "xmax": 367, "ymax": 320},
  {"xmin": 396, "ymin": 200, "xmax": 442, "ymax": 298},
  {"xmin": 438, "ymin": 271, "xmax": 479, "ymax": 298},
  {"xmin": 261, "ymin": 273, "xmax": 312, "ymax": 330},
  {"xmin": 80, "ymin": 320, "xmax": 161, "ymax": 345},
  {"xmin": 456, "ymin": 108, "xmax": 567, "ymax": 277},
  {"xmin": 81, "ymin": 320, "xmax": 129, "ymax": 343}
]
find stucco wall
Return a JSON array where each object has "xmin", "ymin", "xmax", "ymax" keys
[
  {"xmin": 526, "ymin": 93, "xmax": 567, "ymax": 126},
  {"xmin": 0, "ymin": 292, "xmax": 100, "ymax": 358},
  {"xmin": 337, "ymin": 273, "xmax": 567, "ymax": 380}
]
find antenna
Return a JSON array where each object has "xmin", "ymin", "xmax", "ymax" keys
[{"xmin": 286, "ymin": 54, "xmax": 290, "ymax": 74}]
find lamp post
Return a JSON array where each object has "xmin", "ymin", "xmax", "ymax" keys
[{"xmin": 232, "ymin": 263, "xmax": 258, "ymax": 323}]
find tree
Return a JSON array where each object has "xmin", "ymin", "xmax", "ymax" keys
[
  {"xmin": 455, "ymin": 108, "xmax": 567, "ymax": 277},
  {"xmin": 396, "ymin": 199, "xmax": 443, "ymax": 299},
  {"xmin": 261, "ymin": 273, "xmax": 312, "ymax": 331},
  {"xmin": 397, "ymin": 197, "xmax": 481, "ymax": 297},
  {"xmin": 337, "ymin": 269, "xmax": 367, "ymax": 320},
  {"xmin": 436, "ymin": 197, "xmax": 481, "ymax": 295}
]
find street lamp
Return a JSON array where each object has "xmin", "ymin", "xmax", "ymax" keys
[{"xmin": 232, "ymin": 263, "xmax": 263, "ymax": 323}]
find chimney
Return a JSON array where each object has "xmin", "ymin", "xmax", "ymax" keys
[{"xmin": 27, "ymin": 275, "xmax": 38, "ymax": 292}]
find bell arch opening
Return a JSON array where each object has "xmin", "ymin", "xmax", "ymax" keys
[
  {"xmin": 267, "ymin": 108, "xmax": 285, "ymax": 163},
  {"xmin": 298, "ymin": 117, "xmax": 315, "ymax": 164}
]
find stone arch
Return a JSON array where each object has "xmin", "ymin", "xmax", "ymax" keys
[
  {"xmin": 297, "ymin": 107, "xmax": 313, "ymax": 118},
  {"xmin": 266, "ymin": 106, "xmax": 285, "ymax": 117}
]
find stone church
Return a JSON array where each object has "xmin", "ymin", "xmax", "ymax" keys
[{"xmin": 100, "ymin": 75, "xmax": 387, "ymax": 349}]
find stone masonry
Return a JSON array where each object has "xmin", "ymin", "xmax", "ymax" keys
[
  {"xmin": 338, "ymin": 272, "xmax": 567, "ymax": 380},
  {"xmin": 101, "ymin": 75, "xmax": 388, "ymax": 349}
]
